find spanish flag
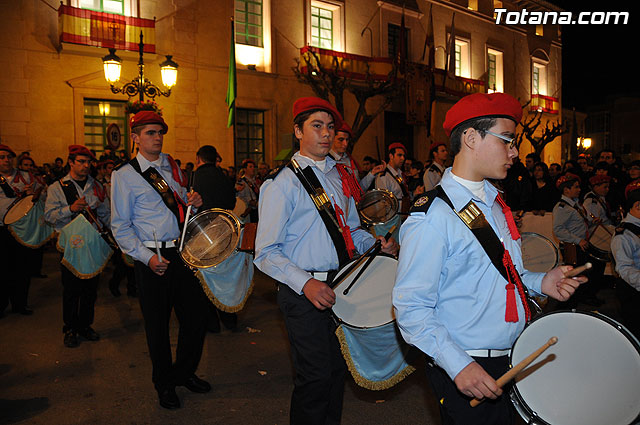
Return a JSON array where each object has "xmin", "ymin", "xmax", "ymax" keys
[{"xmin": 58, "ymin": 4, "xmax": 155, "ymax": 53}]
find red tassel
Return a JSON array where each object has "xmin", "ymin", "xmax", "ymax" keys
[
  {"xmin": 333, "ymin": 201, "xmax": 355, "ymax": 259},
  {"xmin": 93, "ymin": 182, "xmax": 106, "ymax": 203},
  {"xmin": 503, "ymin": 251, "xmax": 519, "ymax": 322},
  {"xmin": 496, "ymin": 194, "xmax": 520, "ymax": 240},
  {"xmin": 167, "ymin": 154, "xmax": 188, "ymax": 187},
  {"xmin": 336, "ymin": 164, "xmax": 363, "ymax": 203}
]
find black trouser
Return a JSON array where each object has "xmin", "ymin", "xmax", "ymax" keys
[
  {"xmin": 207, "ymin": 303, "xmax": 237, "ymax": 331},
  {"xmin": 109, "ymin": 250, "xmax": 136, "ymax": 294},
  {"xmin": 425, "ymin": 357, "xmax": 515, "ymax": 425},
  {"xmin": 133, "ymin": 248, "xmax": 208, "ymax": 392},
  {"xmin": 0, "ymin": 226, "xmax": 33, "ymax": 313},
  {"xmin": 60, "ymin": 262, "xmax": 99, "ymax": 332},
  {"xmin": 617, "ymin": 278, "xmax": 640, "ymax": 340},
  {"xmin": 277, "ymin": 283, "xmax": 347, "ymax": 425}
]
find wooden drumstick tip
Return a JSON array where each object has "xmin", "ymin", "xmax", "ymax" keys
[
  {"xmin": 548, "ymin": 336, "xmax": 558, "ymax": 345},
  {"xmin": 564, "ymin": 262, "xmax": 592, "ymax": 278}
]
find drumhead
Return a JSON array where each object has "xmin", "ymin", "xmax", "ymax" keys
[
  {"xmin": 357, "ymin": 190, "xmax": 398, "ymax": 226},
  {"xmin": 589, "ymin": 224, "xmax": 615, "ymax": 252},
  {"xmin": 180, "ymin": 208, "xmax": 242, "ymax": 268},
  {"xmin": 332, "ymin": 254, "xmax": 397, "ymax": 328},
  {"xmin": 232, "ymin": 197, "xmax": 247, "ymax": 219},
  {"xmin": 521, "ymin": 232, "xmax": 558, "ymax": 273},
  {"xmin": 510, "ymin": 311, "xmax": 640, "ymax": 425},
  {"xmin": 3, "ymin": 195, "xmax": 34, "ymax": 225}
]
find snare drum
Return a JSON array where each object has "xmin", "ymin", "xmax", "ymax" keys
[
  {"xmin": 331, "ymin": 254, "xmax": 416, "ymax": 390},
  {"xmin": 521, "ymin": 232, "xmax": 559, "ymax": 273},
  {"xmin": 180, "ymin": 208, "xmax": 255, "ymax": 269},
  {"xmin": 3, "ymin": 195, "xmax": 35, "ymax": 225},
  {"xmin": 357, "ymin": 189, "xmax": 399, "ymax": 227},
  {"xmin": 232, "ymin": 197, "xmax": 248, "ymax": 220},
  {"xmin": 587, "ymin": 224, "xmax": 615, "ymax": 262},
  {"xmin": 332, "ymin": 254, "xmax": 398, "ymax": 328},
  {"xmin": 510, "ymin": 311, "xmax": 640, "ymax": 425}
]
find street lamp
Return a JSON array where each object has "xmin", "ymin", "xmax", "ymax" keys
[
  {"xmin": 101, "ymin": 31, "xmax": 178, "ymax": 101},
  {"xmin": 577, "ymin": 137, "xmax": 592, "ymax": 150}
]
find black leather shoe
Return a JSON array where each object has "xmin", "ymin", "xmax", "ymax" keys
[
  {"xmin": 182, "ymin": 375, "xmax": 211, "ymax": 393},
  {"xmin": 63, "ymin": 330, "xmax": 79, "ymax": 348},
  {"xmin": 78, "ymin": 327, "xmax": 100, "ymax": 341},
  {"xmin": 158, "ymin": 387, "xmax": 180, "ymax": 409}
]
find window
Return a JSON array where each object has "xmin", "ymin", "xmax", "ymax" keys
[
  {"xmin": 535, "ymin": 24, "xmax": 544, "ymax": 36},
  {"xmin": 235, "ymin": 0, "xmax": 263, "ymax": 47},
  {"xmin": 308, "ymin": 1, "xmax": 344, "ymax": 52},
  {"xmin": 532, "ymin": 62, "xmax": 547, "ymax": 95},
  {"xmin": 235, "ymin": 109, "xmax": 265, "ymax": 166},
  {"xmin": 454, "ymin": 38, "xmax": 470, "ymax": 78},
  {"xmin": 388, "ymin": 23, "xmax": 409, "ymax": 60},
  {"xmin": 83, "ymin": 99, "xmax": 129, "ymax": 155},
  {"xmin": 468, "ymin": 0, "xmax": 478, "ymax": 11},
  {"xmin": 79, "ymin": 0, "xmax": 124, "ymax": 14},
  {"xmin": 311, "ymin": 5, "xmax": 333, "ymax": 49},
  {"xmin": 487, "ymin": 48, "xmax": 504, "ymax": 93}
]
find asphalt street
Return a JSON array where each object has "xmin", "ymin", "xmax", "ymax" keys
[{"xmin": 0, "ymin": 246, "xmax": 625, "ymax": 425}]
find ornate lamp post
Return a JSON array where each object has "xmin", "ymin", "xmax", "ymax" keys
[{"xmin": 102, "ymin": 31, "xmax": 179, "ymax": 101}]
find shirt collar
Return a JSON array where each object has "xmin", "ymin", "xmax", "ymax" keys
[
  {"xmin": 623, "ymin": 213, "xmax": 640, "ymax": 226},
  {"xmin": 439, "ymin": 168, "xmax": 499, "ymax": 211},
  {"xmin": 137, "ymin": 152, "xmax": 167, "ymax": 172},
  {"xmin": 293, "ymin": 151, "xmax": 336, "ymax": 174},
  {"xmin": 561, "ymin": 195, "xmax": 577, "ymax": 206}
]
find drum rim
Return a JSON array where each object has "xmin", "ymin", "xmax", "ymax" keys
[
  {"xmin": 332, "ymin": 252, "xmax": 398, "ymax": 329},
  {"xmin": 509, "ymin": 310, "xmax": 640, "ymax": 425},
  {"xmin": 357, "ymin": 189, "xmax": 399, "ymax": 225},
  {"xmin": 3, "ymin": 194, "xmax": 34, "ymax": 225},
  {"xmin": 179, "ymin": 208, "xmax": 242, "ymax": 269},
  {"xmin": 520, "ymin": 232, "xmax": 559, "ymax": 272}
]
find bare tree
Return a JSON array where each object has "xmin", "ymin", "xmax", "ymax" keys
[
  {"xmin": 292, "ymin": 48, "xmax": 402, "ymax": 154},
  {"xmin": 515, "ymin": 103, "xmax": 568, "ymax": 157}
]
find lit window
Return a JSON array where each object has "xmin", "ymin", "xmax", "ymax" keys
[
  {"xmin": 235, "ymin": 0, "xmax": 263, "ymax": 47},
  {"xmin": 454, "ymin": 38, "xmax": 470, "ymax": 78},
  {"xmin": 487, "ymin": 48, "xmax": 504, "ymax": 93},
  {"xmin": 83, "ymin": 99, "xmax": 129, "ymax": 155},
  {"xmin": 468, "ymin": 0, "xmax": 478, "ymax": 11},
  {"xmin": 532, "ymin": 62, "xmax": 547, "ymax": 95},
  {"xmin": 535, "ymin": 24, "xmax": 544, "ymax": 36},
  {"xmin": 80, "ymin": 0, "xmax": 124, "ymax": 14},
  {"xmin": 308, "ymin": 1, "xmax": 344, "ymax": 52}
]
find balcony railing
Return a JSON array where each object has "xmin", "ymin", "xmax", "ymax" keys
[{"xmin": 58, "ymin": 4, "xmax": 155, "ymax": 53}]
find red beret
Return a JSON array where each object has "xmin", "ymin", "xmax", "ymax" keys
[
  {"xmin": 430, "ymin": 141, "xmax": 446, "ymax": 152},
  {"xmin": 625, "ymin": 179, "xmax": 640, "ymax": 200},
  {"xmin": 292, "ymin": 97, "xmax": 342, "ymax": 127},
  {"xmin": 241, "ymin": 158, "xmax": 256, "ymax": 168},
  {"xmin": 589, "ymin": 174, "xmax": 611, "ymax": 186},
  {"xmin": 388, "ymin": 142, "xmax": 407, "ymax": 155},
  {"xmin": 555, "ymin": 172, "xmax": 581, "ymax": 189},
  {"xmin": 336, "ymin": 121, "xmax": 353, "ymax": 138},
  {"xmin": 68, "ymin": 145, "xmax": 95, "ymax": 160},
  {"xmin": 443, "ymin": 93, "xmax": 522, "ymax": 137},
  {"xmin": 129, "ymin": 111, "xmax": 168, "ymax": 134},
  {"xmin": 0, "ymin": 144, "xmax": 16, "ymax": 157}
]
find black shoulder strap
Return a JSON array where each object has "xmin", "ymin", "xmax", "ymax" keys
[
  {"xmin": 59, "ymin": 179, "xmax": 80, "ymax": 206},
  {"xmin": 287, "ymin": 162, "xmax": 351, "ymax": 267},
  {"xmin": 264, "ymin": 164, "xmax": 286, "ymax": 181},
  {"xmin": 0, "ymin": 175, "xmax": 16, "ymax": 198},
  {"xmin": 435, "ymin": 186, "xmax": 512, "ymax": 284},
  {"xmin": 129, "ymin": 158, "xmax": 183, "ymax": 225},
  {"xmin": 620, "ymin": 222, "xmax": 640, "ymax": 237}
]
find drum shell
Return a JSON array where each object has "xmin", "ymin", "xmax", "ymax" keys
[
  {"xmin": 239, "ymin": 222, "xmax": 257, "ymax": 253},
  {"xmin": 3, "ymin": 195, "xmax": 34, "ymax": 225},
  {"xmin": 357, "ymin": 190, "xmax": 398, "ymax": 227},
  {"xmin": 509, "ymin": 310, "xmax": 640, "ymax": 425}
]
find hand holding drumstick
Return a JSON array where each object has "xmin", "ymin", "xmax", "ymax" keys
[
  {"xmin": 540, "ymin": 263, "xmax": 589, "ymax": 302},
  {"xmin": 470, "ymin": 337, "xmax": 558, "ymax": 407}
]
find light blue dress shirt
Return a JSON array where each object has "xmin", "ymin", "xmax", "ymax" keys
[
  {"xmin": 253, "ymin": 152, "xmax": 376, "ymax": 295},
  {"xmin": 552, "ymin": 195, "xmax": 589, "ymax": 244},
  {"xmin": 375, "ymin": 165, "xmax": 405, "ymax": 206},
  {"xmin": 423, "ymin": 162, "xmax": 445, "ymax": 191},
  {"xmin": 392, "ymin": 169, "xmax": 544, "ymax": 381},
  {"xmin": 583, "ymin": 191, "xmax": 613, "ymax": 225},
  {"xmin": 611, "ymin": 214, "xmax": 640, "ymax": 290},
  {"xmin": 44, "ymin": 173, "xmax": 110, "ymax": 232},
  {"xmin": 110, "ymin": 152, "xmax": 189, "ymax": 266}
]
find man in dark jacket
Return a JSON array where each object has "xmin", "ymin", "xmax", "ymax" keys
[{"xmin": 193, "ymin": 145, "xmax": 239, "ymax": 332}]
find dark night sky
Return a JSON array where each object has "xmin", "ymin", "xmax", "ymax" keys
[{"xmin": 550, "ymin": 1, "xmax": 639, "ymax": 111}]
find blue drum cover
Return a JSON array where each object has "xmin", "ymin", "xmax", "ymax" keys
[
  {"xmin": 8, "ymin": 198, "xmax": 55, "ymax": 248},
  {"xmin": 196, "ymin": 249, "xmax": 254, "ymax": 313},
  {"xmin": 336, "ymin": 321, "xmax": 415, "ymax": 390},
  {"xmin": 56, "ymin": 215, "xmax": 113, "ymax": 279}
]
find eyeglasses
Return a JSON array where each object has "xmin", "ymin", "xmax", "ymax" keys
[{"xmin": 485, "ymin": 130, "xmax": 517, "ymax": 150}]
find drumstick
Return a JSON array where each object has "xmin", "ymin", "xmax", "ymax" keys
[
  {"xmin": 470, "ymin": 337, "xmax": 558, "ymax": 407},
  {"xmin": 563, "ymin": 262, "xmax": 592, "ymax": 278},
  {"xmin": 178, "ymin": 173, "xmax": 196, "ymax": 253},
  {"xmin": 153, "ymin": 230, "xmax": 163, "ymax": 262}
]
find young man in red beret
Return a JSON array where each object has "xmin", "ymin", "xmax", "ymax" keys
[
  {"xmin": 423, "ymin": 141, "xmax": 449, "ymax": 191},
  {"xmin": 255, "ymin": 97, "xmax": 397, "ymax": 425},
  {"xmin": 110, "ymin": 111, "xmax": 210, "ymax": 409},
  {"xmin": 375, "ymin": 142, "xmax": 409, "ymax": 211},
  {"xmin": 393, "ymin": 93, "xmax": 585, "ymax": 425},
  {"xmin": 584, "ymin": 174, "xmax": 614, "ymax": 226},
  {"xmin": 1, "ymin": 144, "xmax": 43, "ymax": 317},
  {"xmin": 44, "ymin": 145, "xmax": 111, "ymax": 347}
]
